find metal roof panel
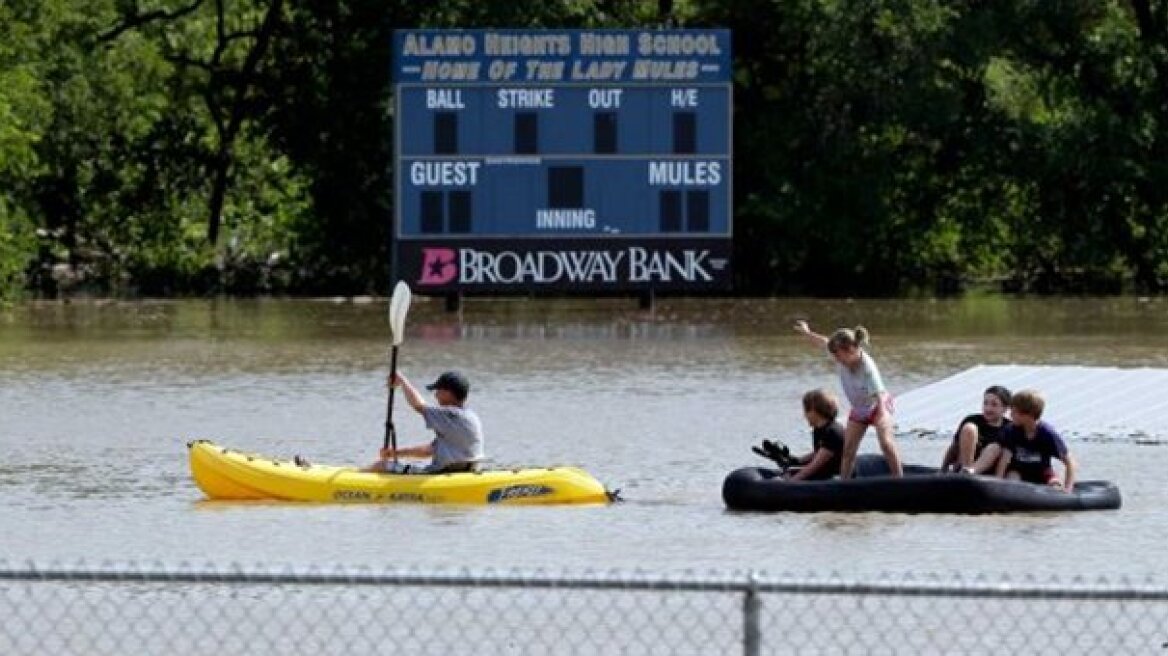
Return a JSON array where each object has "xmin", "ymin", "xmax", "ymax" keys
[{"xmin": 895, "ymin": 365, "xmax": 1168, "ymax": 441}]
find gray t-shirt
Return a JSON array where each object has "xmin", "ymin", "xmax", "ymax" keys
[
  {"xmin": 834, "ymin": 350, "xmax": 887, "ymax": 410},
  {"xmin": 422, "ymin": 405, "xmax": 485, "ymax": 469}
]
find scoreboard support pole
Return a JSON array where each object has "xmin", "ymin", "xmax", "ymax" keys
[
  {"xmin": 639, "ymin": 289, "xmax": 656, "ymax": 311},
  {"xmin": 444, "ymin": 293, "xmax": 462, "ymax": 313}
]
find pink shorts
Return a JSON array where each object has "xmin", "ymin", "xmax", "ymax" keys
[{"xmin": 848, "ymin": 393, "xmax": 895, "ymax": 425}]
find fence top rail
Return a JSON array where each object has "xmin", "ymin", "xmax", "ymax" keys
[{"xmin": 1, "ymin": 562, "xmax": 1166, "ymax": 600}]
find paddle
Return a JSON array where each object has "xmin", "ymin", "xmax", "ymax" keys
[{"xmin": 384, "ymin": 281, "xmax": 412, "ymax": 462}]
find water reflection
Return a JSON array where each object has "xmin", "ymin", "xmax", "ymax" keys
[{"xmin": 5, "ymin": 294, "xmax": 1168, "ymax": 342}]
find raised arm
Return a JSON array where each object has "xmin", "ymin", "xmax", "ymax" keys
[
  {"xmin": 390, "ymin": 372, "xmax": 428, "ymax": 413},
  {"xmin": 793, "ymin": 320, "xmax": 830, "ymax": 349}
]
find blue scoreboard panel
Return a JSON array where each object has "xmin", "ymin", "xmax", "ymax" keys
[{"xmin": 393, "ymin": 29, "xmax": 731, "ymax": 292}]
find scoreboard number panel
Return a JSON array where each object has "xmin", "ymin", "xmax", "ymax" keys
[{"xmin": 393, "ymin": 29, "xmax": 732, "ymax": 292}]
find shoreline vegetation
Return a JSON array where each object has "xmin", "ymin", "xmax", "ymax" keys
[{"xmin": 4, "ymin": 1, "xmax": 1168, "ymax": 302}]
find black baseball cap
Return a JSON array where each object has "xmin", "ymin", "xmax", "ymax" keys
[{"xmin": 425, "ymin": 371, "xmax": 470, "ymax": 400}]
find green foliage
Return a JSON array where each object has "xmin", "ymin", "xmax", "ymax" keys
[
  {"xmin": 0, "ymin": 1, "xmax": 53, "ymax": 302},
  {"xmin": 0, "ymin": 201, "xmax": 36, "ymax": 304},
  {"xmin": 2, "ymin": 0, "xmax": 1168, "ymax": 297}
]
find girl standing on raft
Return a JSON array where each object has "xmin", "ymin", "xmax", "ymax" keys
[{"xmin": 793, "ymin": 321, "xmax": 904, "ymax": 478}]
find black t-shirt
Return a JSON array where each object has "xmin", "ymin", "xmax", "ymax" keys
[
  {"xmin": 808, "ymin": 421, "xmax": 845, "ymax": 480},
  {"xmin": 952, "ymin": 414, "xmax": 1010, "ymax": 453}
]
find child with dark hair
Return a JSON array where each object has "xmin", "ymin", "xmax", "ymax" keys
[
  {"xmin": 995, "ymin": 389, "xmax": 1077, "ymax": 491},
  {"xmin": 794, "ymin": 321, "xmax": 904, "ymax": 478},
  {"xmin": 367, "ymin": 370, "xmax": 484, "ymax": 474},
  {"xmin": 940, "ymin": 385, "xmax": 1012, "ymax": 474},
  {"xmin": 785, "ymin": 389, "xmax": 847, "ymax": 481}
]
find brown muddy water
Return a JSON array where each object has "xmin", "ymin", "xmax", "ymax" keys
[{"xmin": 1, "ymin": 296, "xmax": 1165, "ymax": 576}]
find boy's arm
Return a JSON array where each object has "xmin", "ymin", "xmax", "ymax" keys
[
  {"xmin": 793, "ymin": 320, "xmax": 830, "ymax": 349},
  {"xmin": 789, "ymin": 449, "xmax": 833, "ymax": 481},
  {"xmin": 1060, "ymin": 453, "xmax": 1077, "ymax": 492},
  {"xmin": 391, "ymin": 373, "xmax": 428, "ymax": 413},
  {"xmin": 380, "ymin": 443, "xmax": 434, "ymax": 460},
  {"xmin": 995, "ymin": 449, "xmax": 1012, "ymax": 478}
]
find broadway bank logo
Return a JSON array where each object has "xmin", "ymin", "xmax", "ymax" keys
[
  {"xmin": 415, "ymin": 245, "xmax": 726, "ymax": 286},
  {"xmin": 418, "ymin": 248, "xmax": 457, "ymax": 285}
]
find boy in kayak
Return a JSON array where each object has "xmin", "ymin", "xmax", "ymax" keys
[
  {"xmin": 785, "ymin": 389, "xmax": 846, "ymax": 481},
  {"xmin": 939, "ymin": 385, "xmax": 1012, "ymax": 474},
  {"xmin": 995, "ymin": 389, "xmax": 1077, "ymax": 492},
  {"xmin": 368, "ymin": 370, "xmax": 485, "ymax": 474},
  {"xmin": 794, "ymin": 320, "xmax": 904, "ymax": 478}
]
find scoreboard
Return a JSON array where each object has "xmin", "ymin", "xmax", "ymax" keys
[{"xmin": 392, "ymin": 29, "xmax": 732, "ymax": 292}]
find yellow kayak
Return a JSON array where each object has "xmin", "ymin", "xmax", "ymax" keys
[{"xmin": 188, "ymin": 440, "xmax": 611, "ymax": 505}]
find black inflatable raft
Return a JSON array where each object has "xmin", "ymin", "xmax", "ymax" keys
[{"xmin": 722, "ymin": 455, "xmax": 1122, "ymax": 513}]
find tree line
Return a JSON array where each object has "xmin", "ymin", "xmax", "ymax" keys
[{"xmin": 2, "ymin": 0, "xmax": 1167, "ymax": 300}]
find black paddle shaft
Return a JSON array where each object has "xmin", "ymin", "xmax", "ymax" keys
[{"xmin": 384, "ymin": 345, "xmax": 399, "ymax": 455}]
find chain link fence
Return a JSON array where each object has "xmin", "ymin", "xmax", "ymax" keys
[{"xmin": 2, "ymin": 562, "xmax": 1166, "ymax": 655}]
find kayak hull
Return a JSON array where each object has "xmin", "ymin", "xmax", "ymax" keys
[
  {"xmin": 723, "ymin": 455, "xmax": 1122, "ymax": 514},
  {"xmin": 188, "ymin": 440, "xmax": 610, "ymax": 505}
]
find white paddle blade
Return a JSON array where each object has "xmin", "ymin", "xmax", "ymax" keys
[{"xmin": 388, "ymin": 281, "xmax": 412, "ymax": 346}]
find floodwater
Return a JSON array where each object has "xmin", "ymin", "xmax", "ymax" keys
[{"xmin": 1, "ymin": 296, "xmax": 1166, "ymax": 578}]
